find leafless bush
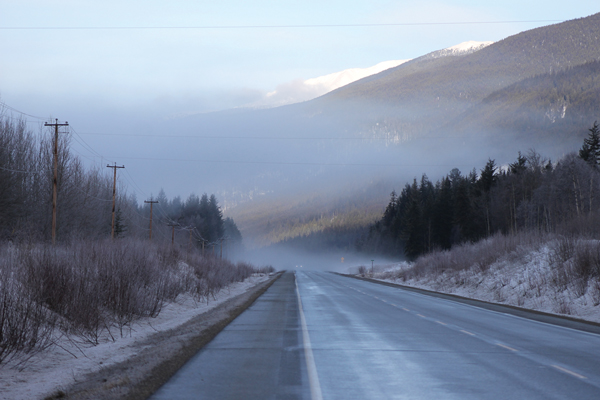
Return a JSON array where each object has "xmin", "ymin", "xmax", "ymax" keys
[
  {"xmin": 0, "ymin": 248, "xmax": 56, "ymax": 364},
  {"xmin": 1, "ymin": 238, "xmax": 266, "ymax": 362},
  {"xmin": 549, "ymin": 235, "xmax": 576, "ymax": 266},
  {"xmin": 548, "ymin": 237, "xmax": 600, "ymax": 294},
  {"xmin": 589, "ymin": 279, "xmax": 600, "ymax": 306},
  {"xmin": 357, "ymin": 265, "xmax": 367, "ymax": 276}
]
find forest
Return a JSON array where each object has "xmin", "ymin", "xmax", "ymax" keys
[{"xmin": 358, "ymin": 122, "xmax": 600, "ymax": 260}]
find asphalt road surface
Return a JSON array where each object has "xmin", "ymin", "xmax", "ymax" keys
[{"xmin": 149, "ymin": 271, "xmax": 600, "ymax": 399}]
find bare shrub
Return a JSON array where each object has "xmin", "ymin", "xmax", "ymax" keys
[
  {"xmin": 589, "ymin": 279, "xmax": 600, "ymax": 306},
  {"xmin": 1, "ymin": 238, "xmax": 267, "ymax": 360},
  {"xmin": 0, "ymin": 249, "xmax": 56, "ymax": 365},
  {"xmin": 549, "ymin": 236, "xmax": 575, "ymax": 266},
  {"xmin": 357, "ymin": 265, "xmax": 367, "ymax": 276}
]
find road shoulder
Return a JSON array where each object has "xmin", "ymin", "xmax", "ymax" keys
[{"xmin": 336, "ymin": 273, "xmax": 600, "ymax": 335}]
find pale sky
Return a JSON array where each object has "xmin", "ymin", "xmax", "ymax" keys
[
  {"xmin": 1, "ymin": 1, "xmax": 598, "ymax": 198},
  {"xmin": 2, "ymin": 1, "xmax": 598, "ymax": 115}
]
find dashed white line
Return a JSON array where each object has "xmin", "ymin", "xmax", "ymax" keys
[
  {"xmin": 495, "ymin": 343, "xmax": 518, "ymax": 352},
  {"xmin": 460, "ymin": 330, "xmax": 476, "ymax": 336},
  {"xmin": 551, "ymin": 365, "xmax": 587, "ymax": 380}
]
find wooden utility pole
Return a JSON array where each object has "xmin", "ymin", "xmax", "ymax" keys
[
  {"xmin": 44, "ymin": 119, "xmax": 69, "ymax": 245},
  {"xmin": 144, "ymin": 198, "xmax": 159, "ymax": 240},
  {"xmin": 167, "ymin": 223, "xmax": 178, "ymax": 245},
  {"xmin": 106, "ymin": 163, "xmax": 125, "ymax": 239}
]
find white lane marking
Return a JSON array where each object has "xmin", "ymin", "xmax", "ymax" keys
[
  {"xmin": 402, "ymin": 308, "xmax": 410, "ymax": 311},
  {"xmin": 495, "ymin": 343, "xmax": 518, "ymax": 352},
  {"xmin": 417, "ymin": 314, "xmax": 426, "ymax": 318},
  {"xmin": 295, "ymin": 274, "xmax": 324, "ymax": 400},
  {"xmin": 551, "ymin": 364, "xmax": 587, "ymax": 380},
  {"xmin": 435, "ymin": 321, "xmax": 447, "ymax": 326},
  {"xmin": 460, "ymin": 330, "xmax": 476, "ymax": 336}
]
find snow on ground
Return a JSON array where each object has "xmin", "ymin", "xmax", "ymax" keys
[
  {"xmin": 363, "ymin": 245, "xmax": 600, "ymax": 324},
  {"xmin": 0, "ymin": 274, "xmax": 270, "ymax": 400}
]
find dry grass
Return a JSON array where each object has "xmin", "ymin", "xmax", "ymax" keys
[{"xmin": 0, "ymin": 239, "xmax": 268, "ymax": 365}]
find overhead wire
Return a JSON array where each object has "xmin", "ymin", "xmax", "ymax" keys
[
  {"xmin": 0, "ymin": 20, "xmax": 563, "ymax": 30},
  {"xmin": 0, "ymin": 101, "xmax": 48, "ymax": 121},
  {"xmin": 101, "ymin": 154, "xmax": 481, "ymax": 168}
]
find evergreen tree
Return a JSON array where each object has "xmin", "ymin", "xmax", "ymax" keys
[
  {"xmin": 433, "ymin": 177, "xmax": 453, "ymax": 249},
  {"xmin": 509, "ymin": 152, "xmax": 527, "ymax": 174},
  {"xmin": 114, "ymin": 208, "xmax": 127, "ymax": 238},
  {"xmin": 579, "ymin": 121, "xmax": 600, "ymax": 167},
  {"xmin": 403, "ymin": 179, "xmax": 424, "ymax": 259}
]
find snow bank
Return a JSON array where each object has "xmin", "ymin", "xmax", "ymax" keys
[{"xmin": 361, "ymin": 240, "xmax": 600, "ymax": 323}]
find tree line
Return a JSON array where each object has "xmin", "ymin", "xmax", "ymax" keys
[
  {"xmin": 0, "ymin": 111, "xmax": 240, "ymax": 250},
  {"xmin": 358, "ymin": 122, "xmax": 600, "ymax": 259}
]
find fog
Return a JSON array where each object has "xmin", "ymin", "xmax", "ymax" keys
[
  {"xmin": 239, "ymin": 243, "xmax": 403, "ymax": 273},
  {"xmin": 33, "ymin": 89, "xmax": 582, "ymax": 265}
]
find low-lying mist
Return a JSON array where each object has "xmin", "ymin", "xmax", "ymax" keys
[{"xmin": 239, "ymin": 243, "xmax": 402, "ymax": 273}]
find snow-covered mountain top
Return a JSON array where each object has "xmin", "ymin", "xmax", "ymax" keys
[
  {"xmin": 446, "ymin": 40, "xmax": 494, "ymax": 54},
  {"xmin": 425, "ymin": 40, "xmax": 494, "ymax": 60},
  {"xmin": 251, "ymin": 59, "xmax": 409, "ymax": 108},
  {"xmin": 303, "ymin": 59, "xmax": 409, "ymax": 93},
  {"xmin": 249, "ymin": 41, "xmax": 491, "ymax": 109}
]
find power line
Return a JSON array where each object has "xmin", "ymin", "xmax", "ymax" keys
[
  {"xmin": 102, "ymin": 155, "xmax": 484, "ymax": 168},
  {"xmin": 70, "ymin": 132, "xmax": 484, "ymax": 141},
  {"xmin": 0, "ymin": 101, "xmax": 48, "ymax": 120},
  {"xmin": 0, "ymin": 20, "xmax": 563, "ymax": 30}
]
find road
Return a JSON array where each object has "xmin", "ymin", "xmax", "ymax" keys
[{"xmin": 149, "ymin": 271, "xmax": 600, "ymax": 399}]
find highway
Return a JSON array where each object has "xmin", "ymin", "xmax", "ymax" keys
[{"xmin": 149, "ymin": 271, "xmax": 600, "ymax": 399}]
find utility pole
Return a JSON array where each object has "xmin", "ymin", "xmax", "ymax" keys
[
  {"xmin": 167, "ymin": 223, "xmax": 178, "ymax": 245},
  {"xmin": 106, "ymin": 163, "xmax": 125, "ymax": 239},
  {"xmin": 44, "ymin": 119, "xmax": 69, "ymax": 245},
  {"xmin": 220, "ymin": 238, "xmax": 224, "ymax": 260},
  {"xmin": 144, "ymin": 197, "xmax": 159, "ymax": 240}
]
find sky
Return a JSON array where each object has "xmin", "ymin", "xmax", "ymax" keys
[{"xmin": 1, "ymin": 1, "xmax": 599, "ymax": 199}]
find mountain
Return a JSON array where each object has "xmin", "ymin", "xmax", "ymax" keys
[
  {"xmin": 449, "ymin": 59, "xmax": 600, "ymax": 150},
  {"xmin": 299, "ymin": 13, "xmax": 600, "ymax": 141},
  {"xmin": 205, "ymin": 14, "xmax": 600, "ymax": 249}
]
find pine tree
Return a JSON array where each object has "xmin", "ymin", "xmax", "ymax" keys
[
  {"xmin": 403, "ymin": 179, "xmax": 424, "ymax": 259},
  {"xmin": 433, "ymin": 177, "xmax": 453, "ymax": 249},
  {"xmin": 114, "ymin": 208, "xmax": 127, "ymax": 238},
  {"xmin": 509, "ymin": 152, "xmax": 527, "ymax": 174},
  {"xmin": 579, "ymin": 121, "xmax": 600, "ymax": 167}
]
